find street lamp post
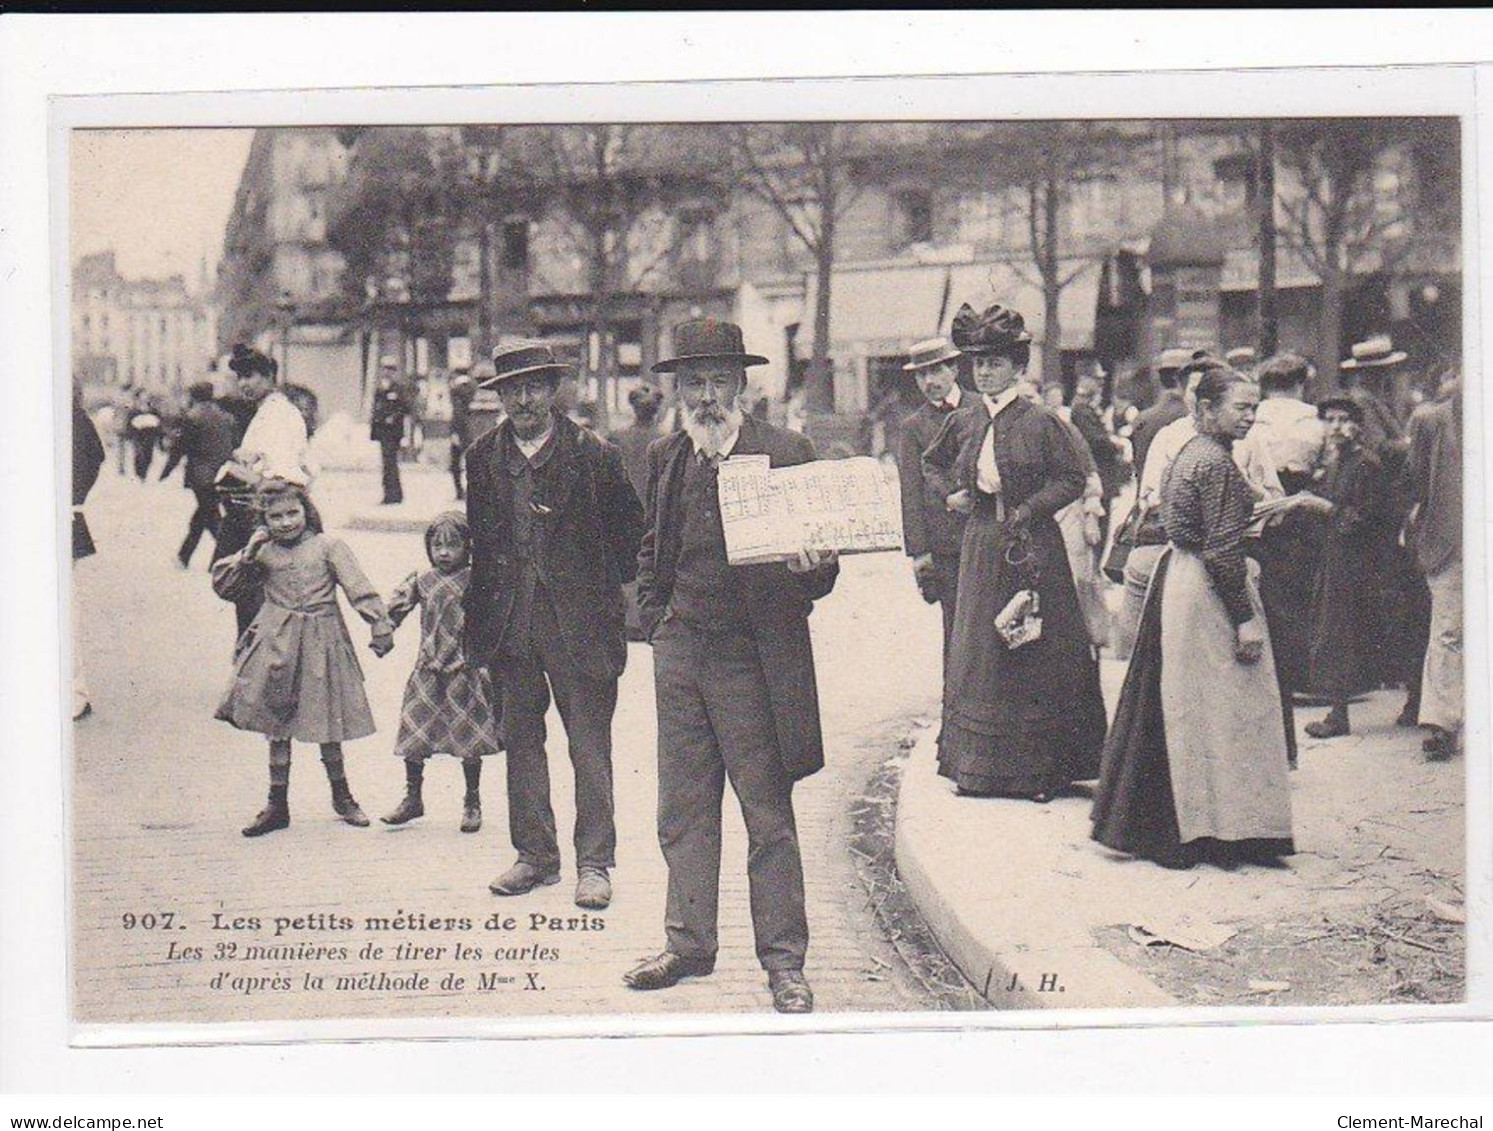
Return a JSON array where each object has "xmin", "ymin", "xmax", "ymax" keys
[{"xmin": 276, "ymin": 290, "xmax": 296, "ymax": 384}]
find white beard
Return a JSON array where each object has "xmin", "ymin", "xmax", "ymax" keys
[{"xmin": 681, "ymin": 400, "xmax": 744, "ymax": 458}]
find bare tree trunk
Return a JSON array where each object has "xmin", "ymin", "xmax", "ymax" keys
[
  {"xmin": 476, "ymin": 217, "xmax": 492, "ymax": 357},
  {"xmin": 1040, "ymin": 176, "xmax": 1064, "ymax": 390},
  {"xmin": 1257, "ymin": 121, "xmax": 1279, "ymax": 357},
  {"xmin": 1318, "ymin": 263, "xmax": 1344, "ymax": 397},
  {"xmin": 807, "ymin": 220, "xmax": 836, "ymax": 414}
]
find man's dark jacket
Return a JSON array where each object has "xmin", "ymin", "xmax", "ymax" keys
[
  {"xmin": 463, "ymin": 412, "xmax": 645, "ymax": 681},
  {"xmin": 635, "ymin": 416, "xmax": 839, "ymax": 781},
  {"xmin": 897, "ymin": 400, "xmax": 966, "ymax": 558},
  {"xmin": 162, "ymin": 400, "xmax": 238, "ymax": 490}
]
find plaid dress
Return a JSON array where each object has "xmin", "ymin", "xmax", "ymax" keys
[{"xmin": 388, "ymin": 567, "xmax": 502, "ymax": 760}]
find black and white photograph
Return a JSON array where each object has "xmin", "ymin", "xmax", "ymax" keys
[
  {"xmin": 55, "ymin": 93, "xmax": 1478, "ymax": 1038},
  {"xmin": 0, "ymin": 20, "xmax": 1482, "ymax": 1103}
]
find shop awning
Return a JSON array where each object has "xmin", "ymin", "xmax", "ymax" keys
[{"xmin": 802, "ymin": 257, "xmax": 1101, "ymax": 355}]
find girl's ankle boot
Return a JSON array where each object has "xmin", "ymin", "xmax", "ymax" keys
[
  {"xmin": 330, "ymin": 779, "xmax": 369, "ymax": 827},
  {"xmin": 243, "ymin": 785, "xmax": 290, "ymax": 837}
]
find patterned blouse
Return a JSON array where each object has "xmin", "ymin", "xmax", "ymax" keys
[{"xmin": 1161, "ymin": 433, "xmax": 1255, "ymax": 626}]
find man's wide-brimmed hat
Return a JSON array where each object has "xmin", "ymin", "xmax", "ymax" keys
[
  {"xmin": 950, "ymin": 303, "xmax": 1032, "ymax": 354},
  {"xmin": 479, "ymin": 341, "xmax": 574, "ymax": 389},
  {"xmin": 651, "ymin": 318, "xmax": 767, "ymax": 373},
  {"xmin": 903, "ymin": 336, "xmax": 962, "ymax": 372},
  {"xmin": 1340, "ymin": 334, "xmax": 1408, "ymax": 370},
  {"xmin": 1318, "ymin": 394, "xmax": 1366, "ymax": 422}
]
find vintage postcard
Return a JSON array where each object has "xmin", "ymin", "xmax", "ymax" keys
[{"xmin": 54, "ymin": 65, "xmax": 1485, "ymax": 1046}]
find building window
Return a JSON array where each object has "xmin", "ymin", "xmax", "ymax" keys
[
  {"xmin": 896, "ymin": 188, "xmax": 934, "ymax": 247},
  {"xmin": 501, "ymin": 218, "xmax": 530, "ymax": 271}
]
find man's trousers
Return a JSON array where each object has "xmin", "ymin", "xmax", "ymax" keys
[
  {"xmin": 1419, "ymin": 560, "xmax": 1464, "ymax": 734},
  {"xmin": 494, "ymin": 593, "xmax": 618, "ymax": 874},
  {"xmin": 652, "ymin": 618, "xmax": 807, "ymax": 973}
]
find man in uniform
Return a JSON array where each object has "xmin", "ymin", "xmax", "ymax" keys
[
  {"xmin": 371, "ymin": 356, "xmax": 409, "ymax": 505},
  {"xmin": 624, "ymin": 319, "xmax": 838, "ymax": 1014},
  {"xmin": 895, "ymin": 336, "xmax": 967, "ymax": 669},
  {"xmin": 463, "ymin": 342, "xmax": 644, "ymax": 911}
]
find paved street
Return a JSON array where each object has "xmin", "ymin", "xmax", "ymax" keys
[{"xmin": 70, "ymin": 462, "xmax": 948, "ymax": 1027}]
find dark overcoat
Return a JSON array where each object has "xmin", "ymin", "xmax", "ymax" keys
[
  {"xmin": 635, "ymin": 417, "xmax": 839, "ymax": 781},
  {"xmin": 896, "ymin": 401, "xmax": 967, "ymax": 559},
  {"xmin": 463, "ymin": 412, "xmax": 645, "ymax": 680},
  {"xmin": 1307, "ymin": 444, "xmax": 1395, "ymax": 699},
  {"xmin": 162, "ymin": 400, "xmax": 238, "ymax": 490}
]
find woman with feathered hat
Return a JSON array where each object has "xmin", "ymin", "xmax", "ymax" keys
[{"xmin": 922, "ymin": 303, "xmax": 1107, "ymax": 801}]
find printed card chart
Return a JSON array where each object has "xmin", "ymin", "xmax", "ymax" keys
[{"xmin": 716, "ymin": 454, "xmax": 904, "ymax": 565}]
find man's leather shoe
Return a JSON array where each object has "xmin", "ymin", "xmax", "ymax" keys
[
  {"xmin": 575, "ymin": 867, "xmax": 611, "ymax": 910},
  {"xmin": 488, "ymin": 861, "xmax": 560, "ymax": 896},
  {"xmin": 768, "ymin": 970, "xmax": 814, "ymax": 1014},
  {"xmin": 623, "ymin": 951, "xmax": 715, "ymax": 990}
]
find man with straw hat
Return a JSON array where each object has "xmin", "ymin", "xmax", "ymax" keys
[
  {"xmin": 895, "ymin": 335, "xmax": 968, "ymax": 670},
  {"xmin": 464, "ymin": 341, "xmax": 645, "ymax": 912}
]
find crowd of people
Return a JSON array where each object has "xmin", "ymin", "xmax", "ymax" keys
[
  {"xmin": 895, "ymin": 306, "xmax": 1464, "ymax": 873},
  {"xmin": 70, "ymin": 297, "xmax": 1464, "ymax": 1010}
]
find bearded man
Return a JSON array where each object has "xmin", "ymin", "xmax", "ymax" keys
[{"xmin": 625, "ymin": 319, "xmax": 838, "ymax": 1014}]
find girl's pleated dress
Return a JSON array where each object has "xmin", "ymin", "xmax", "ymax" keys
[{"xmin": 213, "ymin": 533, "xmax": 392, "ymax": 743}]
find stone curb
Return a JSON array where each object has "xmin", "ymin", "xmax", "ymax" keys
[{"xmin": 893, "ymin": 727, "xmax": 1176, "ymax": 1011}]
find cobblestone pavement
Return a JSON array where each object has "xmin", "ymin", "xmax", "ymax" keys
[{"xmin": 70, "ymin": 466, "xmax": 948, "ymax": 1028}]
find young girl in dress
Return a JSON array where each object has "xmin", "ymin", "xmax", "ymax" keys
[
  {"xmin": 380, "ymin": 511, "xmax": 502, "ymax": 833},
  {"xmin": 213, "ymin": 479, "xmax": 394, "ymax": 837}
]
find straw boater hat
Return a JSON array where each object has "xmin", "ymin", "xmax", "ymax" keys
[
  {"xmin": 1155, "ymin": 346, "xmax": 1195, "ymax": 374},
  {"xmin": 1340, "ymin": 334, "xmax": 1408, "ymax": 370},
  {"xmin": 651, "ymin": 318, "xmax": 768, "ymax": 373},
  {"xmin": 1225, "ymin": 346, "xmax": 1258, "ymax": 368},
  {"xmin": 478, "ymin": 341, "xmax": 575, "ymax": 390},
  {"xmin": 902, "ymin": 336, "xmax": 962, "ymax": 372},
  {"xmin": 949, "ymin": 303, "xmax": 1032, "ymax": 354}
]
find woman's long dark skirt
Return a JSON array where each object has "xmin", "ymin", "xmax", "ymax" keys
[{"xmin": 1090, "ymin": 554, "xmax": 1295, "ymax": 867}]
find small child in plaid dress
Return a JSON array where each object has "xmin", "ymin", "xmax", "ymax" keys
[{"xmin": 381, "ymin": 512, "xmax": 503, "ymax": 833}]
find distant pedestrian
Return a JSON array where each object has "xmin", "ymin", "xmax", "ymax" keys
[
  {"xmin": 1249, "ymin": 353, "xmax": 1327, "ymax": 699},
  {"xmin": 380, "ymin": 512, "xmax": 503, "ymax": 834},
  {"xmin": 448, "ymin": 370, "xmax": 476, "ymax": 501},
  {"xmin": 1128, "ymin": 347, "xmax": 1193, "ymax": 481},
  {"xmin": 1339, "ymin": 334, "xmax": 1428, "ymax": 723},
  {"xmin": 371, "ymin": 357, "xmax": 408, "ymax": 505},
  {"xmin": 895, "ymin": 336, "xmax": 968, "ymax": 672},
  {"xmin": 1069, "ymin": 373, "xmax": 1126, "ymax": 546},
  {"xmin": 613, "ymin": 383, "xmax": 665, "ymax": 500},
  {"xmin": 1302, "ymin": 397, "xmax": 1394, "ymax": 739},
  {"xmin": 1092, "ymin": 367, "xmax": 1294, "ymax": 869},
  {"xmin": 72, "ymin": 386, "xmax": 105, "ymax": 721},
  {"xmin": 212, "ymin": 479, "xmax": 393, "ymax": 838},
  {"xmin": 126, "ymin": 387, "xmax": 162, "ymax": 481},
  {"xmin": 612, "ymin": 382, "xmax": 666, "ymax": 642},
  {"xmin": 160, "ymin": 381, "xmax": 237, "ymax": 568},
  {"xmin": 1408, "ymin": 377, "xmax": 1463, "ymax": 761}
]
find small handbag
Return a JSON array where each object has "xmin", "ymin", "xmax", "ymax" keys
[{"xmin": 994, "ymin": 532, "xmax": 1043, "ymax": 650}]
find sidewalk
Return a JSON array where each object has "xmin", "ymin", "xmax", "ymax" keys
[{"xmin": 895, "ymin": 678, "xmax": 1465, "ymax": 1010}]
